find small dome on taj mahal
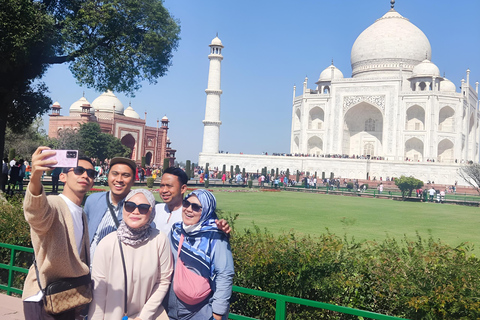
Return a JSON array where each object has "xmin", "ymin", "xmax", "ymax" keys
[
  {"xmin": 440, "ymin": 78, "xmax": 457, "ymax": 92},
  {"xmin": 412, "ymin": 59, "xmax": 441, "ymax": 78},
  {"xmin": 318, "ymin": 63, "xmax": 344, "ymax": 82}
]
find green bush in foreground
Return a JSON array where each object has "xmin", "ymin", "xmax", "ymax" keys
[
  {"xmin": 0, "ymin": 194, "xmax": 33, "ymax": 293},
  {"xmin": 0, "ymin": 195, "xmax": 31, "ymax": 248},
  {"xmin": 146, "ymin": 177, "xmax": 155, "ymax": 188},
  {"xmin": 229, "ymin": 225, "xmax": 480, "ymax": 319}
]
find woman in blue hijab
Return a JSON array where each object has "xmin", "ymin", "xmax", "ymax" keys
[{"xmin": 167, "ymin": 189, "xmax": 234, "ymax": 320}]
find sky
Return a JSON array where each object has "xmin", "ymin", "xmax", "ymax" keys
[{"xmin": 41, "ymin": 0, "xmax": 480, "ymax": 163}]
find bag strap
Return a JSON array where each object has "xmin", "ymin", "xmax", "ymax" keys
[
  {"xmin": 106, "ymin": 191, "xmax": 121, "ymax": 228},
  {"xmin": 118, "ymin": 238, "xmax": 128, "ymax": 319},
  {"xmin": 107, "ymin": 192, "xmax": 126, "ymax": 317},
  {"xmin": 33, "ymin": 258, "xmax": 45, "ymax": 295},
  {"xmin": 177, "ymin": 233, "xmax": 185, "ymax": 258}
]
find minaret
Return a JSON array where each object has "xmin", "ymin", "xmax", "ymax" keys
[{"xmin": 201, "ymin": 35, "xmax": 224, "ymax": 154}]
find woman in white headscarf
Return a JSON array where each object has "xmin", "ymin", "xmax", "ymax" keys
[{"xmin": 89, "ymin": 189, "xmax": 173, "ymax": 320}]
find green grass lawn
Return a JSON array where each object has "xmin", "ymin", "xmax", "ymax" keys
[
  {"xmin": 87, "ymin": 185, "xmax": 480, "ymax": 255},
  {"xmin": 211, "ymin": 189, "xmax": 480, "ymax": 255}
]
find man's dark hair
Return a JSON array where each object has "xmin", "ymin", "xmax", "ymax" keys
[
  {"xmin": 3, "ymin": 157, "xmax": 7, "ymax": 162},
  {"xmin": 62, "ymin": 156, "xmax": 95, "ymax": 173},
  {"xmin": 163, "ymin": 167, "xmax": 188, "ymax": 185},
  {"xmin": 78, "ymin": 156, "xmax": 95, "ymax": 167}
]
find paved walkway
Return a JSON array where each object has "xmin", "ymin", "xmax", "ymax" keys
[{"xmin": 0, "ymin": 294, "xmax": 24, "ymax": 320}]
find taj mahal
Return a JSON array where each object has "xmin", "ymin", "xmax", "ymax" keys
[{"xmin": 199, "ymin": 2, "xmax": 479, "ymax": 185}]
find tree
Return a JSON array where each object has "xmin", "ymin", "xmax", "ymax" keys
[
  {"xmin": 458, "ymin": 163, "xmax": 480, "ymax": 194},
  {"xmin": 48, "ymin": 122, "xmax": 130, "ymax": 160},
  {"xmin": 78, "ymin": 123, "xmax": 130, "ymax": 160},
  {"xmin": 52, "ymin": 128, "xmax": 82, "ymax": 150},
  {"xmin": 205, "ymin": 163, "xmax": 210, "ymax": 181},
  {"xmin": 185, "ymin": 160, "xmax": 191, "ymax": 179},
  {"xmin": 0, "ymin": 0, "xmax": 180, "ymax": 164},
  {"xmin": 394, "ymin": 175, "xmax": 424, "ymax": 199},
  {"xmin": 174, "ymin": 160, "xmax": 186, "ymax": 168},
  {"xmin": 163, "ymin": 158, "xmax": 170, "ymax": 172},
  {"xmin": 4, "ymin": 118, "xmax": 49, "ymax": 159},
  {"xmin": 101, "ymin": 132, "xmax": 131, "ymax": 160},
  {"xmin": 8, "ymin": 149, "xmax": 16, "ymax": 163}
]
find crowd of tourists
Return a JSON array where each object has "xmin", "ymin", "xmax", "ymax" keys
[
  {"xmin": 20, "ymin": 147, "xmax": 233, "ymax": 320},
  {"xmin": 1, "ymin": 157, "xmax": 30, "ymax": 195},
  {"xmin": 263, "ymin": 152, "xmax": 386, "ymax": 160}
]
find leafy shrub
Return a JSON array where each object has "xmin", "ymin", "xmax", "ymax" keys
[
  {"xmin": 0, "ymin": 194, "xmax": 31, "ymax": 248},
  {"xmin": 0, "ymin": 194, "xmax": 33, "ymax": 293},
  {"xmin": 146, "ymin": 177, "xmax": 155, "ymax": 188},
  {"xmin": 395, "ymin": 176, "xmax": 424, "ymax": 199},
  {"xmin": 346, "ymin": 182, "xmax": 353, "ymax": 190},
  {"xmin": 230, "ymin": 227, "xmax": 480, "ymax": 319}
]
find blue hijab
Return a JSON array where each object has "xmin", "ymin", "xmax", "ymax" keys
[{"xmin": 170, "ymin": 189, "xmax": 226, "ymax": 279}]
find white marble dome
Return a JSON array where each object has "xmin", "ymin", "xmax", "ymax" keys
[
  {"xmin": 440, "ymin": 78, "xmax": 457, "ymax": 92},
  {"xmin": 69, "ymin": 96, "xmax": 93, "ymax": 114},
  {"xmin": 124, "ymin": 106, "xmax": 140, "ymax": 119},
  {"xmin": 91, "ymin": 91, "xmax": 124, "ymax": 114},
  {"xmin": 318, "ymin": 64, "xmax": 344, "ymax": 82},
  {"xmin": 412, "ymin": 59, "xmax": 440, "ymax": 77},
  {"xmin": 351, "ymin": 9, "xmax": 431, "ymax": 77},
  {"xmin": 162, "ymin": 115, "xmax": 169, "ymax": 121},
  {"xmin": 210, "ymin": 36, "xmax": 223, "ymax": 47}
]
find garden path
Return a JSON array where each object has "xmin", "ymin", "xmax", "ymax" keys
[{"xmin": 0, "ymin": 294, "xmax": 24, "ymax": 319}]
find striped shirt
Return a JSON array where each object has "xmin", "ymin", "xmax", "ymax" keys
[{"xmin": 90, "ymin": 193, "xmax": 124, "ymax": 259}]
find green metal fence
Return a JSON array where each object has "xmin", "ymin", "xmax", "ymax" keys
[
  {"xmin": 229, "ymin": 285, "xmax": 407, "ymax": 320},
  {"xmin": 0, "ymin": 243, "xmax": 33, "ymax": 295},
  {"xmin": 0, "ymin": 243, "xmax": 407, "ymax": 319}
]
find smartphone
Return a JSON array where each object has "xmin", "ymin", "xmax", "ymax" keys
[{"xmin": 42, "ymin": 150, "xmax": 79, "ymax": 168}]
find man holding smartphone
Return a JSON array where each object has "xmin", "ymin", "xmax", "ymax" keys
[{"xmin": 22, "ymin": 147, "xmax": 96, "ymax": 319}]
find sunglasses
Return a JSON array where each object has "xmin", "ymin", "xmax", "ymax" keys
[
  {"xmin": 124, "ymin": 201, "xmax": 151, "ymax": 214},
  {"xmin": 183, "ymin": 199, "xmax": 202, "ymax": 212},
  {"xmin": 68, "ymin": 166, "xmax": 97, "ymax": 179}
]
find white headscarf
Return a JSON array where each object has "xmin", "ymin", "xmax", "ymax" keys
[{"xmin": 117, "ymin": 189, "xmax": 156, "ymax": 246}]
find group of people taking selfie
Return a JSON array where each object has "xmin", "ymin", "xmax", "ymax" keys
[{"xmin": 22, "ymin": 146, "xmax": 234, "ymax": 320}]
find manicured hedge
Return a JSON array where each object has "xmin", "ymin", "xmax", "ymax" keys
[
  {"xmin": 0, "ymin": 194, "xmax": 33, "ymax": 292},
  {"xmin": 228, "ymin": 224, "xmax": 480, "ymax": 319}
]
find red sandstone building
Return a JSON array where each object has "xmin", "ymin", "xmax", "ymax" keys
[{"xmin": 48, "ymin": 91, "xmax": 176, "ymax": 167}]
